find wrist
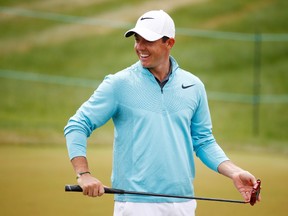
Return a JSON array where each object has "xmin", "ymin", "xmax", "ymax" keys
[
  {"xmin": 218, "ymin": 160, "xmax": 244, "ymax": 178},
  {"xmin": 76, "ymin": 171, "xmax": 91, "ymax": 179}
]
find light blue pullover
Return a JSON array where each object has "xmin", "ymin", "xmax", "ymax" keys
[{"xmin": 64, "ymin": 56, "xmax": 229, "ymax": 203}]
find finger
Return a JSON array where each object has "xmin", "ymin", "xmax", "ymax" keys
[
  {"xmin": 89, "ymin": 184, "xmax": 104, "ymax": 197},
  {"xmin": 251, "ymin": 179, "xmax": 258, "ymax": 186},
  {"xmin": 82, "ymin": 185, "xmax": 95, "ymax": 197},
  {"xmin": 82, "ymin": 187, "xmax": 89, "ymax": 196},
  {"xmin": 88, "ymin": 187, "xmax": 94, "ymax": 197},
  {"xmin": 98, "ymin": 186, "xmax": 105, "ymax": 196},
  {"xmin": 92, "ymin": 186, "xmax": 99, "ymax": 197},
  {"xmin": 240, "ymin": 191, "xmax": 251, "ymax": 202}
]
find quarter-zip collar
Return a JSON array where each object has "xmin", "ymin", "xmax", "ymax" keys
[
  {"xmin": 136, "ymin": 56, "xmax": 179, "ymax": 93},
  {"xmin": 138, "ymin": 55, "xmax": 179, "ymax": 81}
]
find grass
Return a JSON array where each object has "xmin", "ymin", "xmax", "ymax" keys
[
  {"xmin": 0, "ymin": 145, "xmax": 115, "ymax": 216},
  {"xmin": 0, "ymin": 145, "xmax": 287, "ymax": 216},
  {"xmin": 172, "ymin": 0, "xmax": 288, "ymax": 32},
  {"xmin": 0, "ymin": 0, "xmax": 287, "ymax": 151}
]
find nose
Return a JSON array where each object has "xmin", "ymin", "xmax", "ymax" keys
[
  {"xmin": 135, "ymin": 39, "xmax": 146, "ymax": 51},
  {"xmin": 135, "ymin": 41, "xmax": 143, "ymax": 50}
]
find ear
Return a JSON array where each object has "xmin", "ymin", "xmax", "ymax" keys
[{"xmin": 167, "ymin": 38, "xmax": 175, "ymax": 49}]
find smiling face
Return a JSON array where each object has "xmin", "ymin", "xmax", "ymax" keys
[{"xmin": 134, "ymin": 34, "xmax": 175, "ymax": 76}]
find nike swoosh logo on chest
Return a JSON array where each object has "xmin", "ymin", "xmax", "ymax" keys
[{"xmin": 181, "ymin": 84, "xmax": 195, "ymax": 89}]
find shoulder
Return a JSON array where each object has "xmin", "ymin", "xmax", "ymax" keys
[
  {"xmin": 99, "ymin": 62, "xmax": 142, "ymax": 94},
  {"xmin": 105, "ymin": 61, "xmax": 140, "ymax": 82}
]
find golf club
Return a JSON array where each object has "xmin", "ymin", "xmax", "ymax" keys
[{"xmin": 65, "ymin": 179, "xmax": 261, "ymax": 206}]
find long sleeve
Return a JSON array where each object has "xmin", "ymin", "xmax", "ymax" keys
[
  {"xmin": 191, "ymin": 83, "xmax": 229, "ymax": 172},
  {"xmin": 64, "ymin": 75, "xmax": 117, "ymax": 160}
]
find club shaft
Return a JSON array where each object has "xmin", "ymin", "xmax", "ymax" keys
[{"xmin": 65, "ymin": 185, "xmax": 247, "ymax": 204}]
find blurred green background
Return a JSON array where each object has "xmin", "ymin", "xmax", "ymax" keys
[{"xmin": 0, "ymin": 0, "xmax": 287, "ymax": 215}]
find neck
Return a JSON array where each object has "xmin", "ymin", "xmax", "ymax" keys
[{"xmin": 149, "ymin": 61, "xmax": 171, "ymax": 82}]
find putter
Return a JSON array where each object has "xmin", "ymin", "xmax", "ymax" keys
[
  {"xmin": 65, "ymin": 179, "xmax": 261, "ymax": 206},
  {"xmin": 250, "ymin": 179, "xmax": 261, "ymax": 206}
]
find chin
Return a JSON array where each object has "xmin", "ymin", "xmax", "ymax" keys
[{"xmin": 140, "ymin": 61, "xmax": 150, "ymax": 68}]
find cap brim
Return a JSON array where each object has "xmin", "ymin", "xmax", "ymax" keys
[{"xmin": 124, "ymin": 27, "xmax": 163, "ymax": 42}]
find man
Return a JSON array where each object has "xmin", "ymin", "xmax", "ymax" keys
[{"xmin": 64, "ymin": 10, "xmax": 260, "ymax": 216}]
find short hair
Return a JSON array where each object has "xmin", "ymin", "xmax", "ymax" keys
[{"xmin": 162, "ymin": 36, "xmax": 170, "ymax": 43}]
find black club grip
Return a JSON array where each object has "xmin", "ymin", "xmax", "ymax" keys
[
  {"xmin": 65, "ymin": 185, "xmax": 125, "ymax": 194},
  {"xmin": 65, "ymin": 185, "xmax": 83, "ymax": 192}
]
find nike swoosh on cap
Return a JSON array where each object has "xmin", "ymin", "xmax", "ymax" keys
[
  {"xmin": 140, "ymin": 17, "xmax": 155, "ymax": 21},
  {"xmin": 182, "ymin": 84, "xmax": 195, "ymax": 89}
]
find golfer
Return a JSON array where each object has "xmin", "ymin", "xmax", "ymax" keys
[{"xmin": 64, "ymin": 10, "xmax": 260, "ymax": 216}]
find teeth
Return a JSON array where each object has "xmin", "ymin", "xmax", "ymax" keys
[{"xmin": 140, "ymin": 54, "xmax": 149, "ymax": 58}]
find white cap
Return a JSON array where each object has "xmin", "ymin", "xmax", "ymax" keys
[{"xmin": 124, "ymin": 10, "xmax": 175, "ymax": 41}]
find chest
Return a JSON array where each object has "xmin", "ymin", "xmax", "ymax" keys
[{"xmin": 114, "ymin": 75, "xmax": 199, "ymax": 115}]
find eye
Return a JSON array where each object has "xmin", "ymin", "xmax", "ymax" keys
[{"xmin": 134, "ymin": 35, "xmax": 140, "ymax": 42}]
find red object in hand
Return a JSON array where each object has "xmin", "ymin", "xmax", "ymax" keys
[{"xmin": 250, "ymin": 179, "xmax": 261, "ymax": 206}]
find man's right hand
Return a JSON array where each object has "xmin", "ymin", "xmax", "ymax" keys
[
  {"xmin": 77, "ymin": 173, "xmax": 105, "ymax": 197},
  {"xmin": 71, "ymin": 156, "xmax": 105, "ymax": 197}
]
